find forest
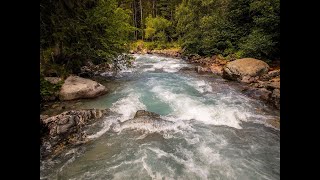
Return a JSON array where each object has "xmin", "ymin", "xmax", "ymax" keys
[
  {"xmin": 40, "ymin": 0, "xmax": 279, "ymax": 101},
  {"xmin": 40, "ymin": 1, "xmax": 280, "ymax": 178}
]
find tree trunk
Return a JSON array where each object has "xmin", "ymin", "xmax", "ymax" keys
[
  {"xmin": 155, "ymin": 0, "xmax": 157, "ymax": 17},
  {"xmin": 133, "ymin": 0, "xmax": 137, "ymax": 40},
  {"xmin": 131, "ymin": 2, "xmax": 134, "ymax": 39},
  {"xmin": 139, "ymin": 0, "xmax": 143, "ymax": 40},
  {"xmin": 152, "ymin": 0, "xmax": 155, "ymax": 17}
]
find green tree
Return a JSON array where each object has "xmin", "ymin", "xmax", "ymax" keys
[
  {"xmin": 175, "ymin": 0, "xmax": 280, "ymax": 60},
  {"xmin": 40, "ymin": 0, "xmax": 134, "ymax": 74},
  {"xmin": 144, "ymin": 15, "xmax": 172, "ymax": 42}
]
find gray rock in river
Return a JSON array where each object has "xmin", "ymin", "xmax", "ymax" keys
[
  {"xmin": 112, "ymin": 110, "xmax": 175, "ymax": 132},
  {"xmin": 59, "ymin": 75, "xmax": 107, "ymax": 101},
  {"xmin": 134, "ymin": 110, "xmax": 161, "ymax": 118}
]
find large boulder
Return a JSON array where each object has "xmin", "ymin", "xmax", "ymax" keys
[
  {"xmin": 59, "ymin": 75, "xmax": 107, "ymax": 101},
  {"xmin": 223, "ymin": 58, "xmax": 269, "ymax": 83}
]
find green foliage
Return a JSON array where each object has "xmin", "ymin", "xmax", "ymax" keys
[
  {"xmin": 175, "ymin": 0, "xmax": 280, "ymax": 61},
  {"xmin": 130, "ymin": 40, "xmax": 180, "ymax": 51},
  {"xmin": 40, "ymin": 76, "xmax": 63, "ymax": 102},
  {"xmin": 130, "ymin": 40, "xmax": 146, "ymax": 51},
  {"xmin": 144, "ymin": 15, "xmax": 172, "ymax": 42},
  {"xmin": 175, "ymin": 0, "xmax": 230, "ymax": 56},
  {"xmin": 156, "ymin": 0, "xmax": 182, "ymax": 20},
  {"xmin": 40, "ymin": 0, "xmax": 134, "ymax": 74},
  {"xmin": 239, "ymin": 30, "xmax": 277, "ymax": 59}
]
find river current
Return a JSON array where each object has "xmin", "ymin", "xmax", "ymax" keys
[{"xmin": 40, "ymin": 54, "xmax": 280, "ymax": 180}]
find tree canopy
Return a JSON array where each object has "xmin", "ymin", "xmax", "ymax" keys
[
  {"xmin": 40, "ymin": 0, "xmax": 134, "ymax": 72},
  {"xmin": 40, "ymin": 0, "xmax": 280, "ymax": 72},
  {"xmin": 174, "ymin": 0, "xmax": 280, "ymax": 60}
]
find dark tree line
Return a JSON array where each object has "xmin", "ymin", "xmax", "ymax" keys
[
  {"xmin": 40, "ymin": 0, "xmax": 133, "ymax": 75},
  {"xmin": 117, "ymin": 0, "xmax": 182, "ymax": 40},
  {"xmin": 40, "ymin": 0, "xmax": 280, "ymax": 75},
  {"xmin": 175, "ymin": 0, "xmax": 280, "ymax": 61},
  {"xmin": 118, "ymin": 0, "xmax": 280, "ymax": 61},
  {"xmin": 40, "ymin": 0, "xmax": 280, "ymax": 105}
]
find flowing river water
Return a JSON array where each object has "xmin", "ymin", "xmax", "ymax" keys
[{"xmin": 40, "ymin": 54, "xmax": 280, "ymax": 180}]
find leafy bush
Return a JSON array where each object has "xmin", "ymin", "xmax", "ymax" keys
[
  {"xmin": 175, "ymin": 0, "xmax": 280, "ymax": 61},
  {"xmin": 144, "ymin": 15, "xmax": 172, "ymax": 42},
  {"xmin": 130, "ymin": 40, "xmax": 180, "ymax": 52},
  {"xmin": 239, "ymin": 30, "xmax": 277, "ymax": 60},
  {"xmin": 40, "ymin": 76, "xmax": 63, "ymax": 102},
  {"xmin": 40, "ymin": 0, "xmax": 134, "ymax": 67}
]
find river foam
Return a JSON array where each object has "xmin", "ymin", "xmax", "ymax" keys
[
  {"xmin": 134, "ymin": 54, "xmax": 189, "ymax": 73},
  {"xmin": 151, "ymin": 85, "xmax": 244, "ymax": 129},
  {"xmin": 41, "ymin": 54, "xmax": 279, "ymax": 180},
  {"xmin": 109, "ymin": 92, "xmax": 146, "ymax": 122}
]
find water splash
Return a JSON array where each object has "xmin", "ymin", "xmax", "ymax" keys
[{"xmin": 41, "ymin": 54, "xmax": 279, "ymax": 180}]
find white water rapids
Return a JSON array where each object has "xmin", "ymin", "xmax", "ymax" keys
[{"xmin": 40, "ymin": 54, "xmax": 280, "ymax": 180}]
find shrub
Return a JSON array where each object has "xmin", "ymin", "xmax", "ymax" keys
[{"xmin": 239, "ymin": 30, "xmax": 276, "ymax": 60}]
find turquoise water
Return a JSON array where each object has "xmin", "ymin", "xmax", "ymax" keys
[{"xmin": 41, "ymin": 54, "xmax": 280, "ymax": 180}]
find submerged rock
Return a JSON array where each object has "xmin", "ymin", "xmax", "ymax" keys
[
  {"xmin": 179, "ymin": 66, "xmax": 194, "ymax": 72},
  {"xmin": 59, "ymin": 75, "xmax": 107, "ymax": 101},
  {"xmin": 134, "ymin": 110, "xmax": 161, "ymax": 118},
  {"xmin": 223, "ymin": 58, "xmax": 269, "ymax": 83}
]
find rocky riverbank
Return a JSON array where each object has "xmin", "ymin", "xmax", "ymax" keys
[
  {"xmin": 40, "ymin": 54, "xmax": 134, "ymax": 111},
  {"xmin": 133, "ymin": 50, "xmax": 280, "ymax": 110},
  {"xmin": 40, "ymin": 108, "xmax": 111, "ymax": 159},
  {"xmin": 40, "ymin": 109, "xmax": 171, "ymax": 159}
]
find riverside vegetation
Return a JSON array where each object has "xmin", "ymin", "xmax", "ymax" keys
[
  {"xmin": 40, "ymin": 0, "xmax": 279, "ymax": 108},
  {"xmin": 40, "ymin": 0, "xmax": 280, "ymax": 179}
]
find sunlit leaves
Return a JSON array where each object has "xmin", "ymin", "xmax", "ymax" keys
[{"xmin": 144, "ymin": 15, "xmax": 172, "ymax": 41}]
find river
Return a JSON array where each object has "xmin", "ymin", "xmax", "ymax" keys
[{"xmin": 40, "ymin": 54, "xmax": 280, "ymax": 180}]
